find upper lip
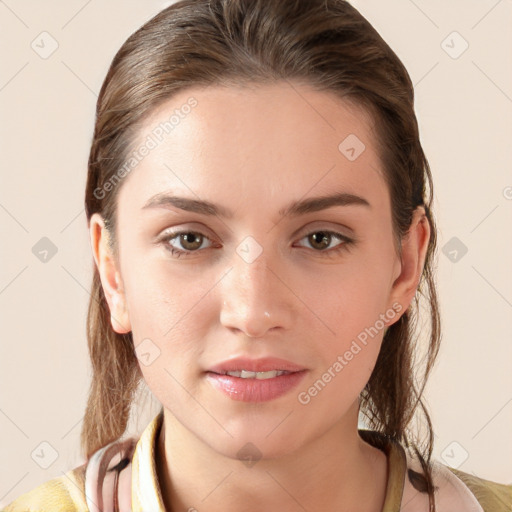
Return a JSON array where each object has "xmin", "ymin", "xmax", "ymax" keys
[{"xmin": 207, "ymin": 357, "xmax": 307, "ymax": 374}]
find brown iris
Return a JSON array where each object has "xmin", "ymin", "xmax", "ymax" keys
[
  {"xmin": 179, "ymin": 232, "xmax": 203, "ymax": 251},
  {"xmin": 308, "ymin": 231, "xmax": 332, "ymax": 250}
]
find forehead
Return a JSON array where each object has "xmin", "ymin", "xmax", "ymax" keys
[{"xmin": 118, "ymin": 81, "xmax": 387, "ymax": 213}]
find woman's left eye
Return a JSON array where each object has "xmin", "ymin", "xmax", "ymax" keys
[{"xmin": 295, "ymin": 230, "xmax": 353, "ymax": 253}]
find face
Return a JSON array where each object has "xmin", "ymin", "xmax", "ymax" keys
[{"xmin": 91, "ymin": 81, "xmax": 426, "ymax": 460}]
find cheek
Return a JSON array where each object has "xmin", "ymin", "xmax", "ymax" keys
[
  {"xmin": 121, "ymin": 257, "xmax": 218, "ymax": 376},
  {"xmin": 295, "ymin": 271, "xmax": 389, "ymax": 413},
  {"xmin": 123, "ymin": 266, "xmax": 215, "ymax": 404},
  {"xmin": 122, "ymin": 252, "xmax": 210, "ymax": 332},
  {"xmin": 295, "ymin": 251, "xmax": 396, "ymax": 394},
  {"xmin": 301, "ymin": 255, "xmax": 395, "ymax": 337}
]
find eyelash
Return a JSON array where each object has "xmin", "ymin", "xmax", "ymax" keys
[{"xmin": 159, "ymin": 229, "xmax": 355, "ymax": 259}]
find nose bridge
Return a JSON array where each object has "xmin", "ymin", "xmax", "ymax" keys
[
  {"xmin": 219, "ymin": 241, "xmax": 292, "ymax": 337},
  {"xmin": 235, "ymin": 249, "xmax": 272, "ymax": 301}
]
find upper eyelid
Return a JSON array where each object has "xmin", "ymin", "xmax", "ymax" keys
[
  {"xmin": 295, "ymin": 222, "xmax": 356, "ymax": 240},
  {"xmin": 158, "ymin": 224, "xmax": 216, "ymax": 240},
  {"xmin": 159, "ymin": 219, "xmax": 355, "ymax": 239}
]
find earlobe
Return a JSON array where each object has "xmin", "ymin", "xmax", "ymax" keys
[
  {"xmin": 89, "ymin": 213, "xmax": 132, "ymax": 334},
  {"xmin": 388, "ymin": 207, "xmax": 430, "ymax": 319},
  {"xmin": 110, "ymin": 292, "xmax": 131, "ymax": 334}
]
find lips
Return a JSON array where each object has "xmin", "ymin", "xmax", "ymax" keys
[
  {"xmin": 205, "ymin": 356, "xmax": 308, "ymax": 402},
  {"xmin": 207, "ymin": 356, "xmax": 307, "ymax": 374}
]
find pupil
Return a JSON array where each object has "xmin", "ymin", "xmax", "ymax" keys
[{"xmin": 311, "ymin": 232, "xmax": 330, "ymax": 250}]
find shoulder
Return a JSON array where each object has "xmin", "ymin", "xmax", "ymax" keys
[
  {"xmin": 2, "ymin": 436, "xmax": 138, "ymax": 512},
  {"xmin": 1, "ymin": 465, "xmax": 88, "ymax": 512},
  {"xmin": 446, "ymin": 466, "xmax": 512, "ymax": 512},
  {"xmin": 2, "ymin": 427, "xmax": 144, "ymax": 512},
  {"xmin": 402, "ymin": 446, "xmax": 512, "ymax": 512}
]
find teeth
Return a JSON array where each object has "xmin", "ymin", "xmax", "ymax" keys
[{"xmin": 224, "ymin": 370, "xmax": 289, "ymax": 379}]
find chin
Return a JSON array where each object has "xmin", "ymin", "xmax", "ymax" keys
[{"xmin": 199, "ymin": 422, "xmax": 310, "ymax": 463}]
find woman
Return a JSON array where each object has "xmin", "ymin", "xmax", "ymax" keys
[{"xmin": 4, "ymin": 0, "xmax": 511, "ymax": 511}]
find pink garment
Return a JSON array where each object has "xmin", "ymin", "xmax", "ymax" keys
[
  {"xmin": 84, "ymin": 438, "xmax": 136, "ymax": 512},
  {"xmin": 4, "ymin": 411, "xmax": 510, "ymax": 511},
  {"xmin": 76, "ymin": 411, "xmax": 506, "ymax": 511}
]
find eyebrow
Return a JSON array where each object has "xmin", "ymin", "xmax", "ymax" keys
[{"xmin": 142, "ymin": 191, "xmax": 371, "ymax": 218}]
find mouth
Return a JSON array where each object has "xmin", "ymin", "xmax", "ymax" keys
[
  {"xmin": 205, "ymin": 358, "xmax": 308, "ymax": 402},
  {"xmin": 210, "ymin": 369, "xmax": 293, "ymax": 379},
  {"xmin": 206, "ymin": 356, "xmax": 307, "ymax": 375}
]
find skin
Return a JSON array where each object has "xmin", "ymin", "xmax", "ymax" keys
[{"xmin": 90, "ymin": 81, "xmax": 430, "ymax": 512}]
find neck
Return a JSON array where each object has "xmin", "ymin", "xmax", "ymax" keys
[{"xmin": 155, "ymin": 401, "xmax": 388, "ymax": 512}]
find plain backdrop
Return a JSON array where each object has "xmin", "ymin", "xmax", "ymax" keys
[{"xmin": 1, "ymin": 0, "xmax": 511, "ymax": 506}]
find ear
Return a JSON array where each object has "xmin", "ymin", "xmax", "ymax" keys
[
  {"xmin": 89, "ymin": 213, "xmax": 131, "ymax": 334},
  {"xmin": 387, "ymin": 206, "xmax": 430, "ymax": 322}
]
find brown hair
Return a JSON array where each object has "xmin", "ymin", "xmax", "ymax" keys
[{"xmin": 82, "ymin": 0, "xmax": 441, "ymax": 508}]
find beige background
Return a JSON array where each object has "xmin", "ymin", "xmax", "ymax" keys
[{"xmin": 1, "ymin": 0, "xmax": 511, "ymax": 506}]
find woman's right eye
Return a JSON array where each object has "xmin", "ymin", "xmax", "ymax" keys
[{"xmin": 160, "ymin": 231, "xmax": 214, "ymax": 258}]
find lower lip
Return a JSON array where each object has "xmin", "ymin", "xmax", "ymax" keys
[{"xmin": 205, "ymin": 371, "xmax": 307, "ymax": 402}]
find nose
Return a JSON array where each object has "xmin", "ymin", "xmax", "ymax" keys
[{"xmin": 218, "ymin": 251, "xmax": 294, "ymax": 338}]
